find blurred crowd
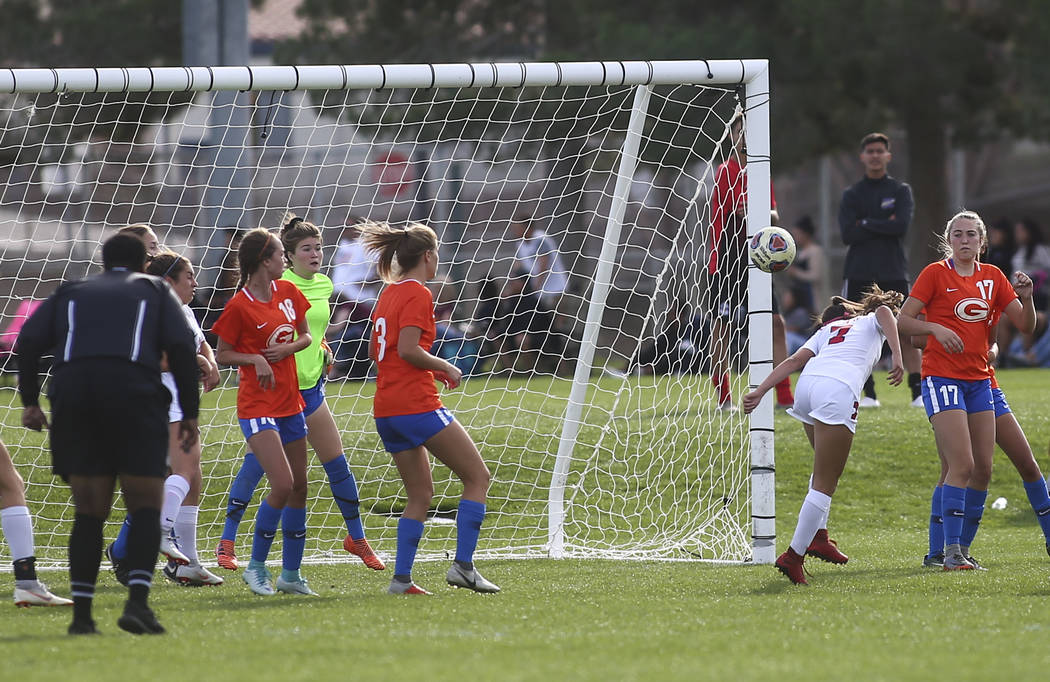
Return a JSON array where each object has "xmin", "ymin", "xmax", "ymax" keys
[{"xmin": 190, "ymin": 213, "xmax": 573, "ymax": 381}]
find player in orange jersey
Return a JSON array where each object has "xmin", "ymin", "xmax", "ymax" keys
[
  {"xmin": 358, "ymin": 221, "xmax": 498, "ymax": 595},
  {"xmin": 898, "ymin": 211, "xmax": 1035, "ymax": 571},
  {"xmin": 212, "ymin": 228, "xmax": 315, "ymax": 596}
]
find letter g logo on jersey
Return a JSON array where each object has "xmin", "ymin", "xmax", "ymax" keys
[
  {"xmin": 267, "ymin": 324, "xmax": 296, "ymax": 347},
  {"xmin": 954, "ymin": 297, "xmax": 990, "ymax": 322}
]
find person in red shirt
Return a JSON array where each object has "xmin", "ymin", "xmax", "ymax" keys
[
  {"xmin": 708, "ymin": 111, "xmax": 793, "ymax": 410},
  {"xmin": 899, "ymin": 211, "xmax": 1035, "ymax": 571},
  {"xmin": 212, "ymin": 228, "xmax": 315, "ymax": 596},
  {"xmin": 358, "ymin": 220, "xmax": 498, "ymax": 596}
]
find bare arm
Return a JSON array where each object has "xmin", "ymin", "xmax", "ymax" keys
[
  {"xmin": 398, "ymin": 325, "xmax": 461, "ymax": 389},
  {"xmin": 875, "ymin": 306, "xmax": 904, "ymax": 386},
  {"xmin": 897, "ymin": 296, "xmax": 964, "ymax": 353},
  {"xmin": 741, "ymin": 348, "xmax": 814, "ymax": 413},
  {"xmin": 198, "ymin": 339, "xmax": 221, "ymax": 392},
  {"xmin": 1004, "ymin": 271, "xmax": 1037, "ymax": 334},
  {"xmin": 215, "ymin": 337, "xmax": 275, "ymax": 391}
]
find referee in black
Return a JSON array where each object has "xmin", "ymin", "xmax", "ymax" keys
[{"xmin": 16, "ymin": 233, "xmax": 200, "ymax": 635}]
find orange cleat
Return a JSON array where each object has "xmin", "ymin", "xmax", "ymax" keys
[
  {"xmin": 806, "ymin": 529, "xmax": 849, "ymax": 564},
  {"xmin": 344, "ymin": 536, "xmax": 386, "ymax": 571},
  {"xmin": 775, "ymin": 547, "xmax": 808, "ymax": 585},
  {"xmin": 215, "ymin": 539, "xmax": 238, "ymax": 571}
]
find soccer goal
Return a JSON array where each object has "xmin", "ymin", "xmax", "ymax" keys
[{"xmin": 0, "ymin": 60, "xmax": 776, "ymax": 568}]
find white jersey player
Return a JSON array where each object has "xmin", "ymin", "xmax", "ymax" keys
[{"xmin": 743, "ymin": 287, "xmax": 905, "ymax": 585}]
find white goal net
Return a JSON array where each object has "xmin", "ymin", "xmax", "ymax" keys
[{"xmin": 0, "ymin": 61, "xmax": 776, "ymax": 568}]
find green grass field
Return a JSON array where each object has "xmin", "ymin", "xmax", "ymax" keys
[{"xmin": 3, "ymin": 369, "xmax": 1050, "ymax": 681}]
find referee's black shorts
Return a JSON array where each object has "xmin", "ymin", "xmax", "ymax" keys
[{"xmin": 48, "ymin": 359, "xmax": 170, "ymax": 479}]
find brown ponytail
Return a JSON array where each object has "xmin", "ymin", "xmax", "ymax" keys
[{"xmin": 356, "ymin": 220, "xmax": 437, "ymax": 283}]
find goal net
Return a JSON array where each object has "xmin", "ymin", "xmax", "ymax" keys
[{"xmin": 0, "ymin": 61, "xmax": 776, "ymax": 569}]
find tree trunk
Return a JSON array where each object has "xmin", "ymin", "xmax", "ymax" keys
[{"xmin": 903, "ymin": 106, "xmax": 950, "ymax": 278}]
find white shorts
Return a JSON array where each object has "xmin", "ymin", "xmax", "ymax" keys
[
  {"xmin": 162, "ymin": 372, "xmax": 182, "ymax": 423},
  {"xmin": 787, "ymin": 374, "xmax": 859, "ymax": 433}
]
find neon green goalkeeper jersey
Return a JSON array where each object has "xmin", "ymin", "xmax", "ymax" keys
[{"xmin": 282, "ymin": 268, "xmax": 333, "ymax": 390}]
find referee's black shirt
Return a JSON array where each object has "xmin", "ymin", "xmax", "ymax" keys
[{"xmin": 15, "ymin": 268, "xmax": 200, "ymax": 420}]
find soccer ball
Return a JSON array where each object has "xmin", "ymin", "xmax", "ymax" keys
[{"xmin": 748, "ymin": 226, "xmax": 796, "ymax": 273}]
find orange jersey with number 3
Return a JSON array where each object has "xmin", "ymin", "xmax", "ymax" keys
[
  {"xmin": 371, "ymin": 279, "xmax": 442, "ymax": 418},
  {"xmin": 909, "ymin": 259, "xmax": 1016, "ymax": 381}
]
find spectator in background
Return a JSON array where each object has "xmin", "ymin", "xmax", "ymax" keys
[
  {"xmin": 489, "ymin": 270, "xmax": 560, "ymax": 374},
  {"xmin": 781, "ymin": 286, "xmax": 815, "ymax": 355},
  {"xmin": 329, "ymin": 222, "xmax": 380, "ymax": 379},
  {"xmin": 787, "ymin": 216, "xmax": 825, "ymax": 311},
  {"xmin": 1011, "ymin": 218, "xmax": 1050, "ymax": 310},
  {"xmin": 427, "ymin": 276, "xmax": 482, "ymax": 377},
  {"xmin": 985, "ymin": 218, "xmax": 1015, "ymax": 276},
  {"xmin": 331, "ymin": 222, "xmax": 379, "ymax": 309},
  {"xmin": 511, "ymin": 213, "xmax": 569, "ymax": 309},
  {"xmin": 838, "ymin": 131, "xmax": 921, "ymax": 408}
]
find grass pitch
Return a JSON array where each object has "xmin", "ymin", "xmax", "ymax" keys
[{"xmin": 3, "ymin": 369, "xmax": 1050, "ymax": 681}]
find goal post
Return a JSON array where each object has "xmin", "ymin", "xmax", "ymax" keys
[{"xmin": 0, "ymin": 59, "xmax": 776, "ymax": 568}]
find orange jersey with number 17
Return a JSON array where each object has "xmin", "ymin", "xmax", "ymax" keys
[
  {"xmin": 371, "ymin": 279, "xmax": 442, "ymax": 418},
  {"xmin": 909, "ymin": 259, "xmax": 1016, "ymax": 381}
]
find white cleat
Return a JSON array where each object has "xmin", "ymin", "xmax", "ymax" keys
[
  {"xmin": 716, "ymin": 401, "xmax": 739, "ymax": 413},
  {"xmin": 858, "ymin": 397, "xmax": 881, "ymax": 408},
  {"xmin": 446, "ymin": 563, "xmax": 500, "ymax": 593},
  {"xmin": 242, "ymin": 565, "xmax": 275, "ymax": 596},
  {"xmin": 275, "ymin": 575, "xmax": 318, "ymax": 596},
  {"xmin": 14, "ymin": 581, "xmax": 74, "ymax": 607},
  {"xmin": 160, "ymin": 534, "xmax": 190, "ymax": 566},
  {"xmin": 910, "ymin": 395, "xmax": 925, "ymax": 408},
  {"xmin": 163, "ymin": 561, "xmax": 224, "ymax": 586}
]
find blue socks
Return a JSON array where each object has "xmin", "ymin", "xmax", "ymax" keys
[
  {"xmin": 393, "ymin": 517, "xmax": 425, "ymax": 579},
  {"xmin": 281, "ymin": 506, "xmax": 307, "ymax": 572},
  {"xmin": 941, "ymin": 484, "xmax": 966, "ymax": 547},
  {"xmin": 960, "ymin": 487, "xmax": 987, "ymax": 548},
  {"xmin": 322, "ymin": 455, "xmax": 364, "ymax": 540},
  {"xmin": 111, "ymin": 516, "xmax": 132, "ymax": 561},
  {"xmin": 455, "ymin": 499, "xmax": 486, "ymax": 565},
  {"xmin": 250, "ymin": 499, "xmax": 282, "ymax": 564},
  {"xmin": 928, "ymin": 486, "xmax": 944, "ymax": 557},
  {"xmin": 1023, "ymin": 477, "xmax": 1050, "ymax": 543},
  {"xmin": 222, "ymin": 452, "xmax": 265, "ymax": 542}
]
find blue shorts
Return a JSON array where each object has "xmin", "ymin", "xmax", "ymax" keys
[
  {"xmin": 300, "ymin": 377, "xmax": 325, "ymax": 419},
  {"xmin": 991, "ymin": 387, "xmax": 1011, "ymax": 418},
  {"xmin": 239, "ymin": 413, "xmax": 308, "ymax": 444},
  {"xmin": 921, "ymin": 376, "xmax": 993, "ymax": 418},
  {"xmin": 375, "ymin": 408, "xmax": 455, "ymax": 454}
]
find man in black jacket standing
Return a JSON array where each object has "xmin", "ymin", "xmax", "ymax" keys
[
  {"xmin": 17, "ymin": 233, "xmax": 200, "ymax": 635},
  {"xmin": 839, "ymin": 132, "xmax": 922, "ymax": 407}
]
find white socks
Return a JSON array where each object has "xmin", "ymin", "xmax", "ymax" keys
[
  {"xmin": 174, "ymin": 505, "xmax": 200, "ymax": 564},
  {"xmin": 0, "ymin": 505, "xmax": 34, "ymax": 561},
  {"xmin": 161, "ymin": 475, "xmax": 191, "ymax": 535},
  {"xmin": 790, "ymin": 489, "xmax": 832, "ymax": 556}
]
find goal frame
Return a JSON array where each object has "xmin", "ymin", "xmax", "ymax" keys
[{"xmin": 1, "ymin": 59, "xmax": 776, "ymax": 565}]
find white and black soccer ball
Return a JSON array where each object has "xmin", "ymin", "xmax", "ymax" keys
[{"xmin": 748, "ymin": 226, "xmax": 796, "ymax": 273}]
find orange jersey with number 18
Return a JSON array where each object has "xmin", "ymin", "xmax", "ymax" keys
[
  {"xmin": 371, "ymin": 279, "xmax": 442, "ymax": 418},
  {"xmin": 909, "ymin": 259, "xmax": 1016, "ymax": 381}
]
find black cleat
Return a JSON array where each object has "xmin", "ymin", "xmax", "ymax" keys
[
  {"xmin": 68, "ymin": 619, "xmax": 99, "ymax": 635},
  {"xmin": 117, "ymin": 601, "xmax": 165, "ymax": 635}
]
